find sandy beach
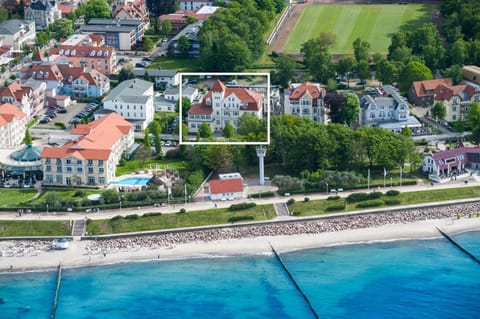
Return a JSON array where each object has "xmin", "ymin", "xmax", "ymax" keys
[{"xmin": 1, "ymin": 214, "xmax": 480, "ymax": 272}]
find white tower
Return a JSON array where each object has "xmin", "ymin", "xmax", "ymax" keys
[{"xmin": 256, "ymin": 146, "xmax": 266, "ymax": 185}]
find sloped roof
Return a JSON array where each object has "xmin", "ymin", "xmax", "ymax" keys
[
  {"xmin": 411, "ymin": 78, "xmax": 452, "ymax": 97},
  {"xmin": 434, "ymin": 83, "xmax": 477, "ymax": 102},
  {"xmin": 104, "ymin": 78, "xmax": 153, "ymax": 103},
  {"xmin": 209, "ymin": 178, "xmax": 243, "ymax": 194},
  {"xmin": 0, "ymin": 19, "xmax": 31, "ymax": 35},
  {"xmin": 40, "ymin": 113, "xmax": 132, "ymax": 160},
  {"xmin": 429, "ymin": 146, "xmax": 480, "ymax": 169},
  {"xmin": 23, "ymin": 64, "xmax": 64, "ymax": 81},
  {"xmin": 288, "ymin": 82, "xmax": 325, "ymax": 100},
  {"xmin": 0, "ymin": 81, "xmax": 32, "ymax": 102},
  {"xmin": 0, "ymin": 103, "xmax": 26, "ymax": 127}
]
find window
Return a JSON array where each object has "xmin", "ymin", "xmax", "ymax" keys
[
  {"xmin": 56, "ymin": 175, "xmax": 62, "ymax": 184},
  {"xmin": 88, "ymin": 177, "xmax": 95, "ymax": 184},
  {"xmin": 66, "ymin": 177, "xmax": 71, "ymax": 185},
  {"xmin": 46, "ymin": 166, "xmax": 51, "ymax": 172},
  {"xmin": 66, "ymin": 159, "xmax": 71, "ymax": 164},
  {"xmin": 77, "ymin": 160, "xmax": 82, "ymax": 165},
  {"xmin": 56, "ymin": 166, "xmax": 62, "ymax": 173},
  {"xmin": 66, "ymin": 167, "xmax": 72, "ymax": 173},
  {"xmin": 56, "ymin": 159, "xmax": 61, "ymax": 165},
  {"xmin": 88, "ymin": 160, "xmax": 93, "ymax": 166},
  {"xmin": 45, "ymin": 158, "xmax": 51, "ymax": 164},
  {"xmin": 88, "ymin": 167, "xmax": 94, "ymax": 174},
  {"xmin": 77, "ymin": 167, "xmax": 83, "ymax": 173},
  {"xmin": 99, "ymin": 168, "xmax": 104, "ymax": 174},
  {"xmin": 98, "ymin": 160, "xmax": 104, "ymax": 166},
  {"xmin": 98, "ymin": 177, "xmax": 105, "ymax": 185}
]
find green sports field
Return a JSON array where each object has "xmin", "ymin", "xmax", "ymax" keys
[{"xmin": 283, "ymin": 4, "xmax": 436, "ymax": 54}]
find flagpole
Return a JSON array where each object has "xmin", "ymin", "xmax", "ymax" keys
[
  {"xmin": 400, "ymin": 167, "xmax": 402, "ymax": 187},
  {"xmin": 383, "ymin": 167, "xmax": 386, "ymax": 189}
]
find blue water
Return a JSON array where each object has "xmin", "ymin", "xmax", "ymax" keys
[
  {"xmin": 1, "ymin": 231, "xmax": 479, "ymax": 319},
  {"xmin": 110, "ymin": 177, "xmax": 151, "ymax": 186}
]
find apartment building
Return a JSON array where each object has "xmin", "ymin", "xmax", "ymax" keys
[
  {"xmin": 40, "ymin": 113, "xmax": 134, "ymax": 187},
  {"xmin": 284, "ymin": 82, "xmax": 328, "ymax": 123},
  {"xmin": 0, "ymin": 103, "xmax": 27, "ymax": 148}
]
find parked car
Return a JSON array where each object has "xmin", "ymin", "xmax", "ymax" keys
[
  {"xmin": 135, "ymin": 61, "xmax": 148, "ymax": 68},
  {"xmin": 57, "ymin": 108, "xmax": 67, "ymax": 113},
  {"xmin": 357, "ymin": 80, "xmax": 367, "ymax": 85},
  {"xmin": 39, "ymin": 117, "xmax": 51, "ymax": 124},
  {"xmin": 143, "ymin": 57, "xmax": 153, "ymax": 62}
]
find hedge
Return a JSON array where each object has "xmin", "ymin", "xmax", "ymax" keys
[
  {"xmin": 248, "ymin": 191, "xmax": 275, "ymax": 199},
  {"xmin": 327, "ymin": 195, "xmax": 340, "ymax": 201},
  {"xmin": 384, "ymin": 198, "xmax": 401, "ymax": 205},
  {"xmin": 228, "ymin": 202, "xmax": 256, "ymax": 211},
  {"xmin": 356, "ymin": 200, "xmax": 385, "ymax": 208},
  {"xmin": 325, "ymin": 203, "xmax": 346, "ymax": 211},
  {"xmin": 228, "ymin": 215, "xmax": 255, "ymax": 223},
  {"xmin": 386, "ymin": 190, "xmax": 400, "ymax": 196}
]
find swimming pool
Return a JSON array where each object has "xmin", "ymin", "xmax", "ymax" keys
[{"xmin": 110, "ymin": 177, "xmax": 152, "ymax": 186}]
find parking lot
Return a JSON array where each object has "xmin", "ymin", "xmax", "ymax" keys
[{"xmin": 34, "ymin": 102, "xmax": 90, "ymax": 130}]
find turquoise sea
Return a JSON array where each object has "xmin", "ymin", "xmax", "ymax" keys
[{"xmin": 1, "ymin": 230, "xmax": 479, "ymax": 319}]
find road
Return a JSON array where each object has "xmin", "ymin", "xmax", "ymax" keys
[{"xmin": 1, "ymin": 175, "xmax": 479, "ymax": 222}]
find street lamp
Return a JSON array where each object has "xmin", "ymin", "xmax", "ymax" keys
[
  {"xmin": 46, "ymin": 204, "xmax": 49, "ymax": 214},
  {"xmin": 326, "ymin": 183, "xmax": 329, "ymax": 195}
]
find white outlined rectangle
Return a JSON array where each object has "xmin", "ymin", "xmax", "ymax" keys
[{"xmin": 179, "ymin": 72, "xmax": 270, "ymax": 145}]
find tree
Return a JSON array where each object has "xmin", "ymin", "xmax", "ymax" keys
[
  {"xmin": 356, "ymin": 59, "xmax": 370, "ymax": 81},
  {"xmin": 301, "ymin": 33, "xmax": 336, "ymax": 83},
  {"xmin": 272, "ymin": 54, "xmax": 296, "ymax": 88},
  {"xmin": 443, "ymin": 65, "xmax": 463, "ymax": 84},
  {"xmin": 336, "ymin": 57, "xmax": 356, "ymax": 80},
  {"xmin": 176, "ymin": 97, "xmax": 191, "ymax": 118},
  {"xmin": 84, "ymin": 0, "xmax": 111, "ymax": 23},
  {"xmin": 399, "ymin": 61, "xmax": 433, "ymax": 91},
  {"xmin": 148, "ymin": 0, "xmax": 178, "ymax": 15},
  {"xmin": 376, "ymin": 60, "xmax": 399, "ymax": 85},
  {"xmin": 324, "ymin": 92, "xmax": 345, "ymax": 123},
  {"xmin": 198, "ymin": 123, "xmax": 213, "ymax": 138},
  {"xmin": 24, "ymin": 129, "xmax": 32, "ymax": 145},
  {"xmin": 36, "ymin": 31, "xmax": 51, "ymax": 47},
  {"xmin": 341, "ymin": 94, "xmax": 360, "ymax": 126},
  {"xmin": 176, "ymin": 36, "xmax": 190, "ymax": 57},
  {"xmin": 0, "ymin": 7, "xmax": 8, "ymax": 23},
  {"xmin": 237, "ymin": 113, "xmax": 265, "ymax": 137},
  {"xmin": 143, "ymin": 128, "xmax": 152, "ymax": 149},
  {"xmin": 203, "ymin": 145, "xmax": 234, "ymax": 171},
  {"xmin": 161, "ymin": 19, "xmax": 172, "ymax": 36},
  {"xmin": 144, "ymin": 71, "xmax": 152, "ymax": 83},
  {"xmin": 223, "ymin": 122, "xmax": 235, "ymax": 139},
  {"xmin": 186, "ymin": 15, "xmax": 197, "ymax": 25},
  {"xmin": 353, "ymin": 38, "xmax": 370, "ymax": 64},
  {"xmin": 118, "ymin": 67, "xmax": 135, "ymax": 82},
  {"xmin": 401, "ymin": 126, "xmax": 413, "ymax": 138},
  {"xmin": 150, "ymin": 121, "xmax": 162, "ymax": 157},
  {"xmin": 431, "ymin": 102, "xmax": 447, "ymax": 123},
  {"xmin": 466, "ymin": 102, "xmax": 480, "ymax": 129},
  {"xmin": 48, "ymin": 19, "xmax": 74, "ymax": 40},
  {"xmin": 144, "ymin": 37, "xmax": 154, "ymax": 52},
  {"xmin": 471, "ymin": 127, "xmax": 480, "ymax": 146}
]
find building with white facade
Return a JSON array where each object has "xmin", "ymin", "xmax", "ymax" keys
[
  {"xmin": 25, "ymin": 0, "xmax": 61, "ymax": 29},
  {"xmin": 360, "ymin": 85, "xmax": 422, "ymax": 134},
  {"xmin": 132, "ymin": 69, "xmax": 179, "ymax": 89},
  {"xmin": 40, "ymin": 113, "xmax": 134, "ymax": 187},
  {"xmin": 284, "ymin": 82, "xmax": 328, "ymax": 123},
  {"xmin": 0, "ymin": 19, "xmax": 36, "ymax": 50},
  {"xmin": 187, "ymin": 80, "xmax": 263, "ymax": 133},
  {"xmin": 208, "ymin": 178, "xmax": 243, "ymax": 201},
  {"xmin": 0, "ymin": 103, "xmax": 27, "ymax": 148},
  {"xmin": 103, "ymin": 78, "xmax": 154, "ymax": 131}
]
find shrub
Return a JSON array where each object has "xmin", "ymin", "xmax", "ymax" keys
[
  {"xmin": 228, "ymin": 215, "xmax": 255, "ymax": 223},
  {"xmin": 228, "ymin": 202, "xmax": 256, "ymax": 211},
  {"xmin": 368, "ymin": 192, "xmax": 383, "ymax": 200},
  {"xmin": 347, "ymin": 192, "xmax": 370, "ymax": 203},
  {"xmin": 385, "ymin": 190, "xmax": 400, "ymax": 196},
  {"xmin": 286, "ymin": 198, "xmax": 295, "ymax": 206},
  {"xmin": 179, "ymin": 208, "xmax": 186, "ymax": 214},
  {"xmin": 384, "ymin": 198, "xmax": 401, "ymax": 206},
  {"xmin": 54, "ymin": 122, "xmax": 66, "ymax": 129},
  {"xmin": 327, "ymin": 195, "xmax": 340, "ymax": 201},
  {"xmin": 248, "ymin": 191, "xmax": 275, "ymax": 198},
  {"xmin": 125, "ymin": 214, "xmax": 139, "ymax": 220},
  {"xmin": 304, "ymin": 197, "xmax": 310, "ymax": 202},
  {"xmin": 111, "ymin": 215, "xmax": 123, "ymax": 222},
  {"xmin": 291, "ymin": 211, "xmax": 301, "ymax": 216},
  {"xmin": 74, "ymin": 190, "xmax": 85, "ymax": 197},
  {"xmin": 143, "ymin": 212, "xmax": 162, "ymax": 217},
  {"xmin": 325, "ymin": 203, "xmax": 346, "ymax": 211},
  {"xmin": 356, "ymin": 200, "xmax": 384, "ymax": 208}
]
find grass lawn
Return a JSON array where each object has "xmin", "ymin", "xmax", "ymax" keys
[
  {"xmin": 284, "ymin": 4, "xmax": 436, "ymax": 54},
  {"xmin": 87, "ymin": 204, "xmax": 276, "ymax": 235},
  {"xmin": 28, "ymin": 188, "xmax": 101, "ymax": 206},
  {"xmin": 289, "ymin": 186, "xmax": 480, "ymax": 216},
  {"xmin": 0, "ymin": 189, "xmax": 37, "ymax": 207},
  {"xmin": 148, "ymin": 57, "xmax": 201, "ymax": 72},
  {"xmin": 0, "ymin": 220, "xmax": 71, "ymax": 237},
  {"xmin": 116, "ymin": 159, "xmax": 187, "ymax": 176}
]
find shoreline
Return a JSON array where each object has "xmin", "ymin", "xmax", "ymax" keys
[{"xmin": 2, "ymin": 216, "xmax": 480, "ymax": 273}]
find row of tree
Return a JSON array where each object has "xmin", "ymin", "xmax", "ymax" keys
[{"xmin": 198, "ymin": 0, "xmax": 284, "ymax": 71}]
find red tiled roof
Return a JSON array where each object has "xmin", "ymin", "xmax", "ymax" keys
[
  {"xmin": 188, "ymin": 102, "xmax": 212, "ymax": 115},
  {"xmin": 40, "ymin": 113, "xmax": 132, "ymax": 160},
  {"xmin": 0, "ymin": 81, "xmax": 32, "ymax": 103},
  {"xmin": 211, "ymin": 80, "xmax": 226, "ymax": 92},
  {"xmin": 0, "ymin": 103, "xmax": 26, "ymax": 128},
  {"xmin": 288, "ymin": 82, "xmax": 325, "ymax": 100},
  {"xmin": 22, "ymin": 64, "xmax": 63, "ymax": 81},
  {"xmin": 224, "ymin": 88, "xmax": 263, "ymax": 111},
  {"xmin": 209, "ymin": 178, "xmax": 243, "ymax": 194},
  {"xmin": 431, "ymin": 146, "xmax": 480, "ymax": 169},
  {"xmin": 411, "ymin": 78, "xmax": 452, "ymax": 97}
]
